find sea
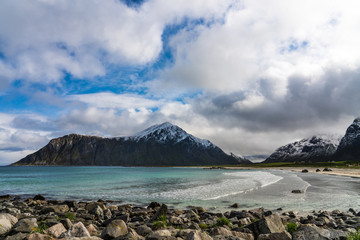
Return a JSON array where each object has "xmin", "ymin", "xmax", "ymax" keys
[{"xmin": 1, "ymin": 166, "xmax": 359, "ymax": 212}]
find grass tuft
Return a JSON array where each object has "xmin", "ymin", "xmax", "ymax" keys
[
  {"xmin": 347, "ymin": 229, "xmax": 360, "ymax": 240},
  {"xmin": 216, "ymin": 217, "xmax": 231, "ymax": 227},
  {"xmin": 286, "ymin": 222, "xmax": 298, "ymax": 235}
]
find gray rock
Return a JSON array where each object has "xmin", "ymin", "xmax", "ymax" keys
[
  {"xmin": 258, "ymin": 231, "xmax": 291, "ymax": 240},
  {"xmin": 60, "ymin": 218, "xmax": 73, "ymax": 230},
  {"xmin": 26, "ymin": 233, "xmax": 53, "ymax": 240},
  {"xmin": 45, "ymin": 222, "xmax": 67, "ymax": 238},
  {"xmin": 101, "ymin": 219, "xmax": 128, "ymax": 239},
  {"xmin": 40, "ymin": 204, "xmax": 69, "ymax": 214},
  {"xmin": 247, "ymin": 214, "xmax": 285, "ymax": 238},
  {"xmin": 186, "ymin": 230, "xmax": 213, "ymax": 240},
  {"xmin": 4, "ymin": 232, "xmax": 28, "ymax": 240},
  {"xmin": 90, "ymin": 205, "xmax": 104, "ymax": 220},
  {"xmin": 117, "ymin": 228, "xmax": 145, "ymax": 240},
  {"xmin": 0, "ymin": 213, "xmax": 19, "ymax": 226},
  {"xmin": 169, "ymin": 216, "xmax": 183, "ymax": 225},
  {"xmin": 146, "ymin": 229, "xmax": 176, "ymax": 240},
  {"xmin": 151, "ymin": 204, "xmax": 168, "ymax": 222},
  {"xmin": 292, "ymin": 190, "xmax": 304, "ymax": 194},
  {"xmin": 0, "ymin": 219, "xmax": 12, "ymax": 236},
  {"xmin": 293, "ymin": 224, "xmax": 347, "ymax": 240},
  {"xmin": 136, "ymin": 224, "xmax": 153, "ymax": 237},
  {"xmin": 61, "ymin": 222, "xmax": 91, "ymax": 238},
  {"xmin": 13, "ymin": 218, "xmax": 38, "ymax": 233}
]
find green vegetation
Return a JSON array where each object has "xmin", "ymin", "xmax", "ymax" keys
[
  {"xmin": 152, "ymin": 215, "xmax": 167, "ymax": 229},
  {"xmin": 286, "ymin": 222, "xmax": 298, "ymax": 235},
  {"xmin": 31, "ymin": 221, "xmax": 49, "ymax": 234},
  {"xmin": 347, "ymin": 229, "xmax": 360, "ymax": 240},
  {"xmin": 65, "ymin": 212, "xmax": 75, "ymax": 221},
  {"xmin": 216, "ymin": 217, "xmax": 231, "ymax": 227},
  {"xmin": 199, "ymin": 223, "xmax": 208, "ymax": 229}
]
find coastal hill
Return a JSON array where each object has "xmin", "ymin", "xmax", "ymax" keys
[
  {"xmin": 264, "ymin": 117, "xmax": 360, "ymax": 163},
  {"xmin": 12, "ymin": 122, "xmax": 251, "ymax": 166}
]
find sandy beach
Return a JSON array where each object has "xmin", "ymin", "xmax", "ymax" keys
[{"xmin": 220, "ymin": 166, "xmax": 360, "ymax": 178}]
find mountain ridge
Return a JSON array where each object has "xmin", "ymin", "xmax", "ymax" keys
[{"xmin": 12, "ymin": 122, "xmax": 251, "ymax": 166}]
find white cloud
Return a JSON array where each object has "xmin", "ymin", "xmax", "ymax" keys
[
  {"xmin": 0, "ymin": 0, "xmax": 234, "ymax": 83},
  {"xmin": 69, "ymin": 92, "xmax": 164, "ymax": 110}
]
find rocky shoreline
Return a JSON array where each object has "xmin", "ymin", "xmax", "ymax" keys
[{"xmin": 1, "ymin": 195, "xmax": 359, "ymax": 240}]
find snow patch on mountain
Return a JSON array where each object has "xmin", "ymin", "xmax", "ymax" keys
[
  {"xmin": 128, "ymin": 122, "xmax": 215, "ymax": 148},
  {"xmin": 264, "ymin": 135, "xmax": 341, "ymax": 163}
]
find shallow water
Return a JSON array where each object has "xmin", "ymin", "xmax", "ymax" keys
[{"xmin": 0, "ymin": 166, "xmax": 359, "ymax": 211}]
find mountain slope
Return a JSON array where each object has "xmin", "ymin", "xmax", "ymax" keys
[
  {"xmin": 12, "ymin": 122, "xmax": 251, "ymax": 166},
  {"xmin": 263, "ymin": 136, "xmax": 340, "ymax": 163},
  {"xmin": 334, "ymin": 118, "xmax": 360, "ymax": 161}
]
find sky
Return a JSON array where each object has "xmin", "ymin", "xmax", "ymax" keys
[{"xmin": 1, "ymin": 0, "xmax": 360, "ymax": 165}]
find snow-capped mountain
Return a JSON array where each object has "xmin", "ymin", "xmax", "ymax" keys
[
  {"xmin": 334, "ymin": 118, "xmax": 360, "ymax": 161},
  {"xmin": 264, "ymin": 135, "xmax": 341, "ymax": 163},
  {"xmin": 130, "ymin": 122, "xmax": 214, "ymax": 148},
  {"xmin": 12, "ymin": 122, "xmax": 251, "ymax": 166}
]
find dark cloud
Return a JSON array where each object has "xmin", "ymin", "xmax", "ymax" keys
[{"xmin": 192, "ymin": 67, "xmax": 360, "ymax": 133}]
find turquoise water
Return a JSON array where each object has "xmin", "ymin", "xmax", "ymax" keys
[{"xmin": 0, "ymin": 166, "xmax": 359, "ymax": 211}]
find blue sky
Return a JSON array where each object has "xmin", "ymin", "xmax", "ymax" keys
[{"xmin": 1, "ymin": 0, "xmax": 360, "ymax": 165}]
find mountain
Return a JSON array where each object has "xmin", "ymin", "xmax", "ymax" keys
[
  {"xmin": 263, "ymin": 135, "xmax": 340, "ymax": 163},
  {"xmin": 334, "ymin": 118, "xmax": 360, "ymax": 161},
  {"xmin": 12, "ymin": 122, "xmax": 251, "ymax": 166}
]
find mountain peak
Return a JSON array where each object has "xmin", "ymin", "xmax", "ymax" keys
[{"xmin": 132, "ymin": 122, "xmax": 214, "ymax": 148}]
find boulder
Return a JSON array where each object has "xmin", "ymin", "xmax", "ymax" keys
[
  {"xmin": 169, "ymin": 216, "xmax": 183, "ymax": 225},
  {"xmin": 186, "ymin": 230, "xmax": 213, "ymax": 240},
  {"xmin": 147, "ymin": 229, "xmax": 176, "ymax": 240},
  {"xmin": 45, "ymin": 222, "xmax": 67, "ymax": 238},
  {"xmin": 230, "ymin": 203, "xmax": 239, "ymax": 208},
  {"xmin": 148, "ymin": 202, "xmax": 161, "ymax": 209},
  {"xmin": 13, "ymin": 218, "xmax": 38, "ymax": 233},
  {"xmin": 33, "ymin": 195, "xmax": 46, "ymax": 201},
  {"xmin": 0, "ymin": 213, "xmax": 18, "ymax": 226},
  {"xmin": 40, "ymin": 205, "xmax": 69, "ymax": 214},
  {"xmin": 302, "ymin": 169, "xmax": 309, "ymax": 173},
  {"xmin": 100, "ymin": 219, "xmax": 128, "ymax": 239},
  {"xmin": 323, "ymin": 168, "xmax": 332, "ymax": 172},
  {"xmin": 247, "ymin": 214, "xmax": 285, "ymax": 238},
  {"xmin": 118, "ymin": 228, "xmax": 145, "ymax": 240},
  {"xmin": 150, "ymin": 204, "xmax": 168, "ymax": 222},
  {"xmin": 61, "ymin": 222, "xmax": 91, "ymax": 238},
  {"xmin": 291, "ymin": 190, "xmax": 304, "ymax": 194},
  {"xmin": 86, "ymin": 224, "xmax": 98, "ymax": 236},
  {"xmin": 90, "ymin": 205, "xmax": 104, "ymax": 220},
  {"xmin": 4, "ymin": 232, "xmax": 28, "ymax": 240},
  {"xmin": 136, "ymin": 224, "xmax": 153, "ymax": 237},
  {"xmin": 60, "ymin": 218, "xmax": 73, "ymax": 230},
  {"xmin": 0, "ymin": 218, "xmax": 12, "ymax": 236},
  {"xmin": 292, "ymin": 224, "xmax": 347, "ymax": 240},
  {"xmin": 258, "ymin": 232, "xmax": 291, "ymax": 240},
  {"xmin": 27, "ymin": 233, "xmax": 53, "ymax": 240}
]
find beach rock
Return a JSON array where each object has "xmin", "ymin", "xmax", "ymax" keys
[
  {"xmin": 230, "ymin": 203, "xmax": 239, "ymax": 208},
  {"xmin": 40, "ymin": 204, "xmax": 69, "ymax": 214},
  {"xmin": 210, "ymin": 227, "xmax": 233, "ymax": 236},
  {"xmin": 0, "ymin": 195, "xmax": 12, "ymax": 201},
  {"xmin": 101, "ymin": 219, "xmax": 128, "ymax": 239},
  {"xmin": 186, "ymin": 230, "xmax": 213, "ymax": 240},
  {"xmin": 13, "ymin": 218, "xmax": 38, "ymax": 233},
  {"xmin": 118, "ymin": 228, "xmax": 145, "ymax": 240},
  {"xmin": 148, "ymin": 202, "xmax": 161, "ymax": 209},
  {"xmin": 45, "ymin": 222, "xmax": 67, "ymax": 238},
  {"xmin": 86, "ymin": 224, "xmax": 98, "ymax": 236},
  {"xmin": 147, "ymin": 229, "xmax": 176, "ymax": 240},
  {"xmin": 292, "ymin": 190, "xmax": 304, "ymax": 194},
  {"xmin": 151, "ymin": 204, "xmax": 168, "ymax": 222},
  {"xmin": 0, "ymin": 213, "xmax": 18, "ymax": 226},
  {"xmin": 90, "ymin": 205, "xmax": 104, "ymax": 219},
  {"xmin": 136, "ymin": 224, "xmax": 153, "ymax": 237},
  {"xmin": 169, "ymin": 216, "xmax": 183, "ymax": 225},
  {"xmin": 258, "ymin": 232, "xmax": 292, "ymax": 240},
  {"xmin": 60, "ymin": 218, "xmax": 73, "ymax": 230},
  {"xmin": 61, "ymin": 222, "xmax": 91, "ymax": 238},
  {"xmin": 292, "ymin": 224, "xmax": 347, "ymax": 240},
  {"xmin": 323, "ymin": 168, "xmax": 332, "ymax": 172},
  {"xmin": 247, "ymin": 214, "xmax": 285, "ymax": 238},
  {"xmin": 316, "ymin": 169, "xmax": 321, "ymax": 172},
  {"xmin": 302, "ymin": 169, "xmax": 309, "ymax": 173},
  {"xmin": 0, "ymin": 218, "xmax": 12, "ymax": 236},
  {"xmin": 4, "ymin": 232, "xmax": 28, "ymax": 240},
  {"xmin": 33, "ymin": 195, "xmax": 46, "ymax": 201},
  {"xmin": 27, "ymin": 233, "xmax": 53, "ymax": 240}
]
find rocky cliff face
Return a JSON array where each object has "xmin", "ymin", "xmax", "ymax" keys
[
  {"xmin": 263, "ymin": 136, "xmax": 340, "ymax": 163},
  {"xmin": 334, "ymin": 118, "xmax": 360, "ymax": 161},
  {"xmin": 12, "ymin": 122, "xmax": 251, "ymax": 166}
]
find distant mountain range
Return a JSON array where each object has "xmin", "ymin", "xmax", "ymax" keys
[
  {"xmin": 264, "ymin": 118, "xmax": 360, "ymax": 163},
  {"xmin": 12, "ymin": 122, "xmax": 251, "ymax": 166}
]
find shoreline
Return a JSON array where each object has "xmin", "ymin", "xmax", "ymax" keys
[
  {"xmin": 1, "ymin": 196, "xmax": 359, "ymax": 239},
  {"xmin": 213, "ymin": 166, "xmax": 360, "ymax": 178}
]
